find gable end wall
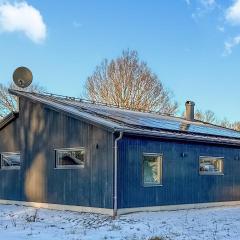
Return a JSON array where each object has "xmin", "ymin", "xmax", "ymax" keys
[{"xmin": 0, "ymin": 97, "xmax": 114, "ymax": 209}]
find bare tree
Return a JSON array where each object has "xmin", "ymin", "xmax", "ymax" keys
[
  {"xmin": 0, "ymin": 82, "xmax": 45, "ymax": 118},
  {"xmin": 231, "ymin": 122, "xmax": 240, "ymax": 131},
  {"xmin": 218, "ymin": 117, "xmax": 231, "ymax": 128},
  {"xmin": 195, "ymin": 109, "xmax": 217, "ymax": 124},
  {"xmin": 194, "ymin": 109, "xmax": 240, "ymax": 132},
  {"xmin": 219, "ymin": 118, "xmax": 240, "ymax": 131},
  {"xmin": 86, "ymin": 50, "xmax": 178, "ymax": 114}
]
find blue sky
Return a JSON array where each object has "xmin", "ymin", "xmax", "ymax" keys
[{"xmin": 0, "ymin": 0, "xmax": 240, "ymax": 121}]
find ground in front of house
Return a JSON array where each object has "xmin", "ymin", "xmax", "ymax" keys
[{"xmin": 1, "ymin": 204, "xmax": 240, "ymax": 240}]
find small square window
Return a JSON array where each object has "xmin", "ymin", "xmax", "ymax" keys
[
  {"xmin": 1, "ymin": 152, "xmax": 21, "ymax": 170},
  {"xmin": 199, "ymin": 156, "xmax": 224, "ymax": 175},
  {"xmin": 55, "ymin": 148, "xmax": 85, "ymax": 169},
  {"xmin": 143, "ymin": 154, "xmax": 162, "ymax": 186}
]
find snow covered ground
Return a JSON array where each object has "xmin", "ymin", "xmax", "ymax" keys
[{"xmin": 1, "ymin": 204, "xmax": 240, "ymax": 240}]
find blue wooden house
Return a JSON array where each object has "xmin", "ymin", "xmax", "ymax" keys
[{"xmin": 0, "ymin": 89, "xmax": 240, "ymax": 216}]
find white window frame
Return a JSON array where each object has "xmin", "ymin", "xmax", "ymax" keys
[
  {"xmin": 143, "ymin": 153, "xmax": 163, "ymax": 187},
  {"xmin": 199, "ymin": 156, "xmax": 224, "ymax": 175},
  {"xmin": 55, "ymin": 147, "xmax": 85, "ymax": 169},
  {"xmin": 0, "ymin": 152, "xmax": 21, "ymax": 170}
]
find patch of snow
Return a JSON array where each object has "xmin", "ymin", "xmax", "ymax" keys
[{"xmin": 1, "ymin": 204, "xmax": 240, "ymax": 239}]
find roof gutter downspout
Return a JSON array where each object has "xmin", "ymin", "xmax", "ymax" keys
[{"xmin": 113, "ymin": 131, "xmax": 123, "ymax": 218}]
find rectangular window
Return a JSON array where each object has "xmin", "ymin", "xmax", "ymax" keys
[
  {"xmin": 55, "ymin": 148, "xmax": 85, "ymax": 169},
  {"xmin": 199, "ymin": 156, "xmax": 224, "ymax": 175},
  {"xmin": 0, "ymin": 152, "xmax": 21, "ymax": 170},
  {"xmin": 143, "ymin": 153, "xmax": 162, "ymax": 186}
]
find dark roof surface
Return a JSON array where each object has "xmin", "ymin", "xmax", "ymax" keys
[{"xmin": 9, "ymin": 89, "xmax": 240, "ymax": 146}]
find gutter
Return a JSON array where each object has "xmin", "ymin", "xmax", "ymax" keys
[
  {"xmin": 122, "ymin": 129, "xmax": 240, "ymax": 147},
  {"xmin": 113, "ymin": 131, "xmax": 123, "ymax": 218}
]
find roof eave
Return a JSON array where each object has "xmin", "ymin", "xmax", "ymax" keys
[
  {"xmin": 0, "ymin": 111, "xmax": 19, "ymax": 130},
  {"xmin": 123, "ymin": 129, "xmax": 240, "ymax": 147},
  {"xmin": 9, "ymin": 89, "xmax": 125, "ymax": 132},
  {"xmin": 9, "ymin": 89, "xmax": 240, "ymax": 145}
]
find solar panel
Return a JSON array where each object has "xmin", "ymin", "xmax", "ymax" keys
[
  {"xmin": 84, "ymin": 104, "xmax": 240, "ymax": 139},
  {"xmin": 50, "ymin": 97, "xmax": 240, "ymax": 139}
]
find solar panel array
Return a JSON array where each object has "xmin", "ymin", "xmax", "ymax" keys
[{"xmin": 44, "ymin": 95, "xmax": 240, "ymax": 139}]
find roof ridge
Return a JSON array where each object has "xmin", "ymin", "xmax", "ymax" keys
[
  {"xmin": 9, "ymin": 89, "xmax": 240, "ymax": 135},
  {"xmin": 30, "ymin": 90, "xmax": 175, "ymax": 117},
  {"xmin": 28, "ymin": 91, "xmax": 240, "ymax": 131}
]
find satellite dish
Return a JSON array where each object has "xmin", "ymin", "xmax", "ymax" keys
[{"xmin": 13, "ymin": 66, "xmax": 33, "ymax": 88}]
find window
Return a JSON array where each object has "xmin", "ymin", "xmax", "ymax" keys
[
  {"xmin": 143, "ymin": 154, "xmax": 162, "ymax": 186},
  {"xmin": 199, "ymin": 156, "xmax": 224, "ymax": 175},
  {"xmin": 55, "ymin": 148, "xmax": 85, "ymax": 168},
  {"xmin": 0, "ymin": 152, "xmax": 21, "ymax": 170}
]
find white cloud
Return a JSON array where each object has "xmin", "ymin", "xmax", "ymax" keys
[
  {"xmin": 185, "ymin": 0, "xmax": 215, "ymax": 7},
  {"xmin": 226, "ymin": 0, "xmax": 240, "ymax": 25},
  {"xmin": 223, "ymin": 35, "xmax": 240, "ymax": 55},
  {"xmin": 200, "ymin": 0, "xmax": 215, "ymax": 7},
  {"xmin": 190, "ymin": 0, "xmax": 217, "ymax": 21},
  {"xmin": 0, "ymin": 1, "xmax": 46, "ymax": 43}
]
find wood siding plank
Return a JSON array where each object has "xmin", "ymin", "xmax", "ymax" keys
[{"xmin": 118, "ymin": 135, "xmax": 240, "ymax": 209}]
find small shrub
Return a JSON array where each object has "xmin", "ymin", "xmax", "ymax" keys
[
  {"xmin": 9, "ymin": 214, "xmax": 17, "ymax": 227},
  {"xmin": 10, "ymin": 218, "xmax": 17, "ymax": 227},
  {"xmin": 148, "ymin": 237, "xmax": 168, "ymax": 240},
  {"xmin": 26, "ymin": 209, "xmax": 38, "ymax": 223}
]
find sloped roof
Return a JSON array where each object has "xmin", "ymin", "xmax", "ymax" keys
[
  {"xmin": 0, "ymin": 112, "xmax": 19, "ymax": 130},
  {"xmin": 9, "ymin": 89, "xmax": 240, "ymax": 146}
]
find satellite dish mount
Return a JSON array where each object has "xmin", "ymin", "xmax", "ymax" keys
[{"xmin": 13, "ymin": 66, "xmax": 33, "ymax": 88}]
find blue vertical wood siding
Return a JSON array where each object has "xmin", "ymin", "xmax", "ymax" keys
[
  {"xmin": 2, "ymin": 96, "xmax": 240, "ymax": 212},
  {"xmin": 0, "ymin": 117, "xmax": 21, "ymax": 200},
  {"xmin": 117, "ymin": 135, "xmax": 240, "ymax": 208},
  {"xmin": 0, "ymin": 97, "xmax": 114, "ymax": 209}
]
